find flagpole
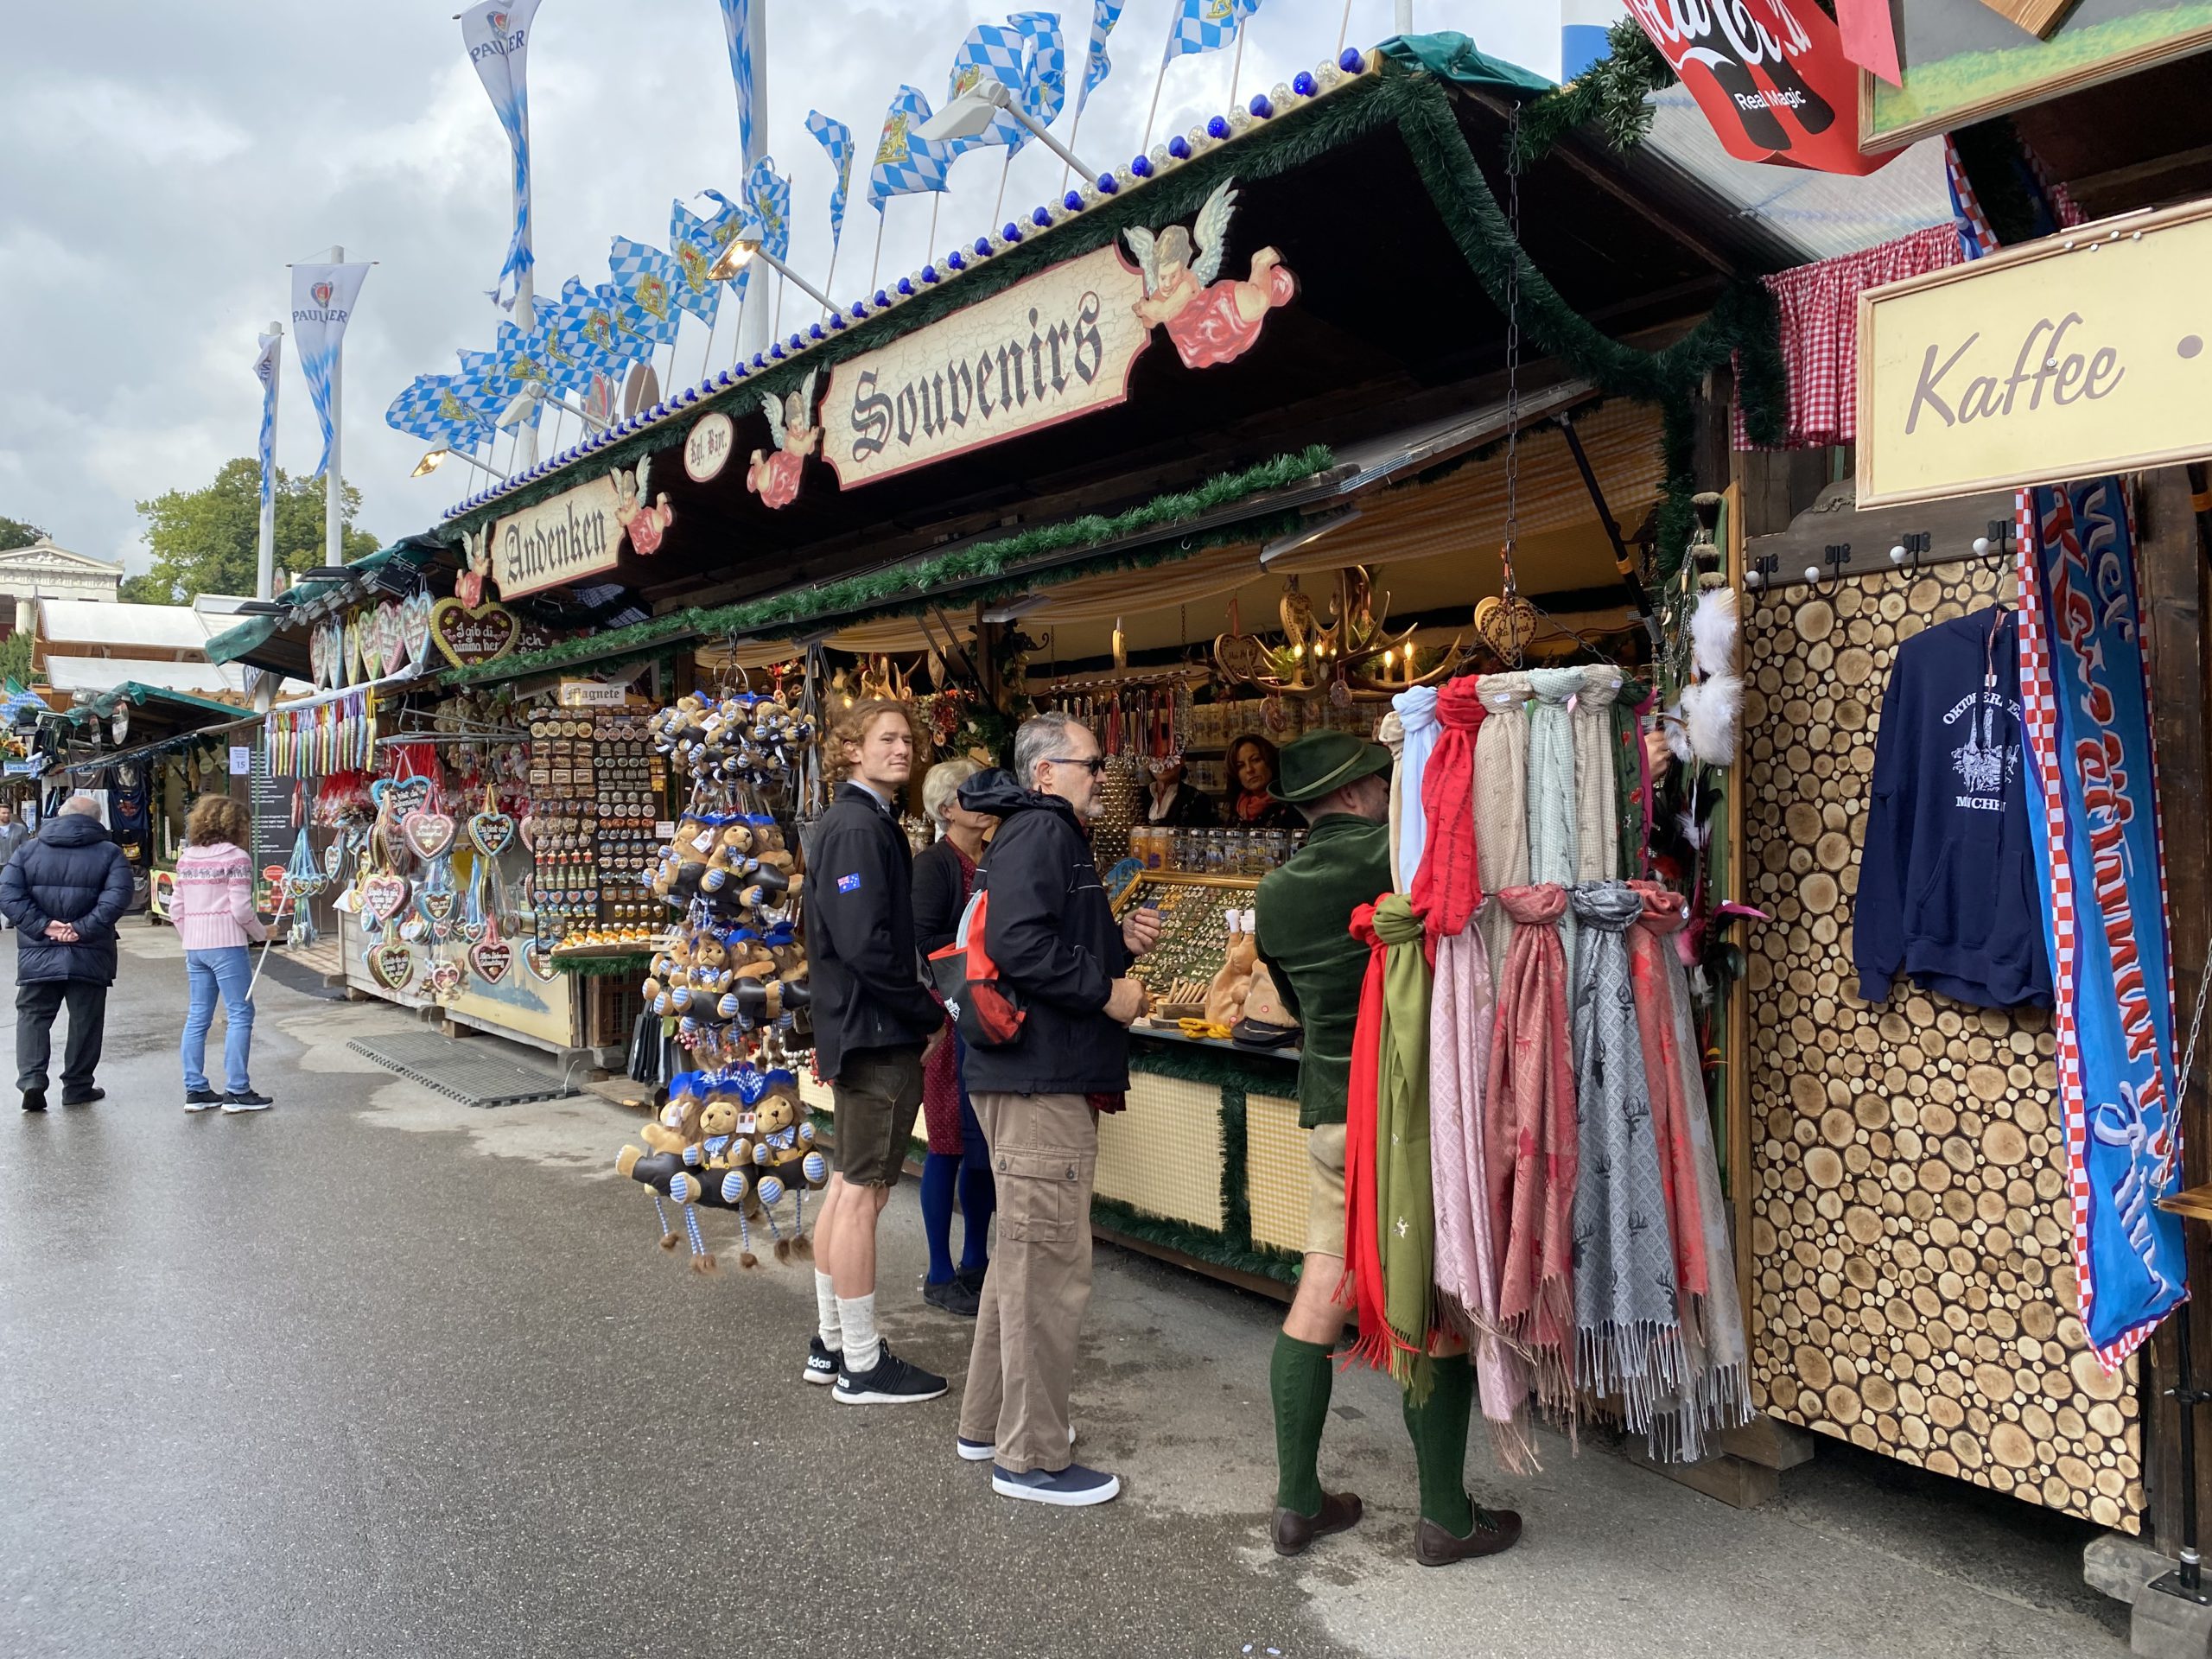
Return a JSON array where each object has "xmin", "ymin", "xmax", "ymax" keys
[
  {"xmin": 820, "ymin": 241, "xmax": 842, "ymax": 317},
  {"xmin": 699, "ymin": 304, "xmax": 721, "ymax": 385},
  {"xmin": 734, "ymin": 0, "xmax": 774, "ymax": 370},
  {"xmin": 771, "ymin": 276, "xmax": 785, "ymax": 347},
  {"xmin": 926, "ymin": 194, "xmax": 941, "ymax": 262},
  {"xmin": 1228, "ymin": 28, "xmax": 1246, "ymax": 108},
  {"xmin": 1059, "ymin": 103, "xmax": 1086, "ymax": 194},
  {"xmin": 257, "ymin": 322, "xmax": 283, "ymax": 603},
  {"xmin": 994, "ymin": 150, "xmax": 1014, "ymax": 229},
  {"xmin": 1143, "ymin": 59, "xmax": 1169, "ymax": 156},
  {"xmin": 325, "ymin": 244, "xmax": 345, "ymax": 568},
  {"xmin": 868, "ymin": 209, "xmax": 887, "ymax": 294},
  {"xmin": 1337, "ymin": 0, "xmax": 1355, "ymax": 54}
]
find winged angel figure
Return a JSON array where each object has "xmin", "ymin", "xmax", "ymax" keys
[
  {"xmin": 1125, "ymin": 178, "xmax": 1296, "ymax": 372},
  {"xmin": 746, "ymin": 369, "xmax": 820, "ymax": 511}
]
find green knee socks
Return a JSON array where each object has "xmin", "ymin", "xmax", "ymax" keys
[
  {"xmin": 1270, "ymin": 1332, "xmax": 1333, "ymax": 1517},
  {"xmin": 1402, "ymin": 1351, "xmax": 1477, "ymax": 1536}
]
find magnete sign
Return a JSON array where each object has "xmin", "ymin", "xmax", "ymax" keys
[
  {"xmin": 821, "ymin": 243, "xmax": 1153, "ymax": 487},
  {"xmin": 489, "ymin": 473, "xmax": 626, "ymax": 600},
  {"xmin": 1858, "ymin": 200, "xmax": 2212, "ymax": 507}
]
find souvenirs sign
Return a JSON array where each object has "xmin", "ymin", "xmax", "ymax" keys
[
  {"xmin": 821, "ymin": 180, "xmax": 1294, "ymax": 487},
  {"xmin": 1858, "ymin": 198, "xmax": 2212, "ymax": 506},
  {"xmin": 489, "ymin": 473, "xmax": 626, "ymax": 599},
  {"xmin": 823, "ymin": 243, "xmax": 1150, "ymax": 486},
  {"xmin": 429, "ymin": 598, "xmax": 521, "ymax": 666}
]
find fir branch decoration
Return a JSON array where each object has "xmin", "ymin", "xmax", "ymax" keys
[{"xmin": 1510, "ymin": 18, "xmax": 1676, "ymax": 168}]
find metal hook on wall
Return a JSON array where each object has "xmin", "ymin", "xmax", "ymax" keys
[
  {"xmin": 1887, "ymin": 531, "xmax": 1932, "ymax": 575},
  {"xmin": 1972, "ymin": 518, "xmax": 2018, "ymax": 562},
  {"xmin": 1803, "ymin": 543, "xmax": 1851, "ymax": 600},
  {"xmin": 1744, "ymin": 552, "xmax": 1779, "ymax": 593}
]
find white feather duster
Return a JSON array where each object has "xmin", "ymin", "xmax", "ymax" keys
[
  {"xmin": 1662, "ymin": 699, "xmax": 1695, "ymax": 764},
  {"xmin": 1681, "ymin": 673, "xmax": 1742, "ymax": 766},
  {"xmin": 1691, "ymin": 587, "xmax": 1739, "ymax": 681}
]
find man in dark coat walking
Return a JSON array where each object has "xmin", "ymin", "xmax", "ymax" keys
[{"xmin": 1, "ymin": 796, "xmax": 132, "ymax": 1110}]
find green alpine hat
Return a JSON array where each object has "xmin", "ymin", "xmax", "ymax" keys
[{"xmin": 1270, "ymin": 729, "xmax": 1392, "ymax": 804}]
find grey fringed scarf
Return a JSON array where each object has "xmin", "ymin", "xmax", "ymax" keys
[{"xmin": 1567, "ymin": 881, "xmax": 1685, "ymax": 1440}]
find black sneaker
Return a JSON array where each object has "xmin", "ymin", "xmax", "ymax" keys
[
  {"xmin": 834, "ymin": 1343, "xmax": 947, "ymax": 1405},
  {"xmin": 60, "ymin": 1088, "xmax": 104, "ymax": 1106},
  {"xmin": 955, "ymin": 1262, "xmax": 988, "ymax": 1295},
  {"xmin": 803, "ymin": 1336, "xmax": 841, "ymax": 1387},
  {"xmin": 20, "ymin": 1090, "xmax": 45, "ymax": 1113},
  {"xmin": 220, "ymin": 1091, "xmax": 273, "ymax": 1114},
  {"xmin": 185, "ymin": 1090, "xmax": 224, "ymax": 1113},
  {"xmin": 923, "ymin": 1274, "xmax": 982, "ymax": 1318}
]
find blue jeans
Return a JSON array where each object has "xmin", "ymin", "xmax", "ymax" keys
[{"xmin": 181, "ymin": 946, "xmax": 254, "ymax": 1095}]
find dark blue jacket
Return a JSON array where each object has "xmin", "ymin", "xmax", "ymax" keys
[
  {"xmin": 1855, "ymin": 607, "xmax": 2051, "ymax": 1009},
  {"xmin": 0, "ymin": 814, "xmax": 134, "ymax": 984},
  {"xmin": 802, "ymin": 782, "xmax": 942, "ymax": 1080}
]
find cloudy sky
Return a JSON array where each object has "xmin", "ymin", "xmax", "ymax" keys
[{"xmin": 0, "ymin": 2, "xmax": 1560, "ymax": 577}]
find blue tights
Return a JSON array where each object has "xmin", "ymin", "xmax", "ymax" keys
[{"xmin": 921, "ymin": 1154, "xmax": 999, "ymax": 1283}]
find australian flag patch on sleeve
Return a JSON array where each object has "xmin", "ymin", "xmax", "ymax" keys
[{"xmin": 836, "ymin": 873, "xmax": 861, "ymax": 893}]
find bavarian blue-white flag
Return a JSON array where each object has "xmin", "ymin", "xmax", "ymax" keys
[
  {"xmin": 733, "ymin": 158, "xmax": 791, "ymax": 299},
  {"xmin": 290, "ymin": 260, "xmax": 371, "ymax": 477},
  {"xmin": 669, "ymin": 195, "xmax": 738, "ymax": 324},
  {"xmin": 385, "ymin": 373, "xmax": 497, "ymax": 447},
  {"xmin": 1013, "ymin": 12, "xmax": 1068, "ymax": 130},
  {"xmin": 950, "ymin": 20, "xmax": 1040, "ymax": 152},
  {"xmin": 1077, "ymin": 0, "xmax": 1123, "ymax": 116},
  {"xmin": 805, "ymin": 111, "xmax": 855, "ymax": 250},
  {"xmin": 717, "ymin": 0, "xmax": 758, "ymax": 167},
  {"xmin": 524, "ymin": 294, "xmax": 594, "ymax": 399},
  {"xmin": 867, "ymin": 86, "xmax": 982, "ymax": 208},
  {"xmin": 607, "ymin": 238, "xmax": 684, "ymax": 346},
  {"xmin": 460, "ymin": 0, "xmax": 543, "ymax": 308},
  {"xmin": 252, "ymin": 332, "xmax": 281, "ymax": 513},
  {"xmin": 1164, "ymin": 0, "xmax": 1260, "ymax": 62}
]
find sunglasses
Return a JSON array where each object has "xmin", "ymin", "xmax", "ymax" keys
[{"xmin": 1047, "ymin": 755, "xmax": 1108, "ymax": 777}]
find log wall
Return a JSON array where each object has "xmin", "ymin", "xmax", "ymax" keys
[{"xmin": 1742, "ymin": 556, "xmax": 2141, "ymax": 1532}]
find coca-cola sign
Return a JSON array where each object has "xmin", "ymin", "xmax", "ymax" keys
[{"xmin": 1624, "ymin": 0, "xmax": 1892, "ymax": 177}]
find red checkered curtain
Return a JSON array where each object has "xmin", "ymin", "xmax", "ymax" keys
[{"xmin": 1733, "ymin": 224, "xmax": 1961, "ymax": 450}]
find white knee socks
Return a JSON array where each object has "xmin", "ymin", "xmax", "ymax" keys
[
  {"xmin": 815, "ymin": 1270, "xmax": 842, "ymax": 1351},
  {"xmin": 839, "ymin": 1294, "xmax": 880, "ymax": 1376}
]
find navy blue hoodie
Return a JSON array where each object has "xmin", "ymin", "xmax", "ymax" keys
[{"xmin": 1854, "ymin": 607, "xmax": 2050, "ymax": 1009}]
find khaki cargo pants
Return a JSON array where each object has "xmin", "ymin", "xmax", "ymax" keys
[{"xmin": 958, "ymin": 1090, "xmax": 1096, "ymax": 1474}]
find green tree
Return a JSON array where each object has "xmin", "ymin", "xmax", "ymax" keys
[
  {"xmin": 0, "ymin": 515, "xmax": 48, "ymax": 551},
  {"xmin": 123, "ymin": 459, "xmax": 378, "ymax": 604},
  {"xmin": 0, "ymin": 632, "xmax": 30, "ymax": 687}
]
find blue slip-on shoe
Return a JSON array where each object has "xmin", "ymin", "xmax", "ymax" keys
[{"xmin": 990, "ymin": 1462, "xmax": 1120, "ymax": 1507}]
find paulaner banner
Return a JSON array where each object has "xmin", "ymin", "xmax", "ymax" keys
[
  {"xmin": 461, "ymin": 0, "xmax": 543, "ymax": 308},
  {"xmin": 2016, "ymin": 477, "xmax": 2185, "ymax": 1370},
  {"xmin": 291, "ymin": 262, "xmax": 372, "ymax": 477}
]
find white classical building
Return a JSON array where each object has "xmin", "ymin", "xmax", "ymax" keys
[{"xmin": 0, "ymin": 538, "xmax": 124, "ymax": 634}]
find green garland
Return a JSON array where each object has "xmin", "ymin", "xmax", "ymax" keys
[
  {"xmin": 1090, "ymin": 1194, "xmax": 1301, "ymax": 1284},
  {"xmin": 552, "ymin": 952, "xmax": 652, "ymax": 976},
  {"xmin": 444, "ymin": 446, "xmax": 1333, "ymax": 685},
  {"xmin": 1510, "ymin": 18, "xmax": 1678, "ymax": 168},
  {"xmin": 1128, "ymin": 1033, "xmax": 1299, "ymax": 1090},
  {"xmin": 1219, "ymin": 1085, "xmax": 1254, "ymax": 1252}
]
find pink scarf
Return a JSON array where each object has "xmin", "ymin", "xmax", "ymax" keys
[
  {"xmin": 1484, "ymin": 883, "xmax": 1579, "ymax": 1417},
  {"xmin": 1626, "ymin": 882, "xmax": 1708, "ymax": 1303}
]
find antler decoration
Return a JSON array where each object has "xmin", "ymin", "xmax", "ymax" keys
[{"xmin": 1212, "ymin": 567, "xmax": 1465, "ymax": 694}]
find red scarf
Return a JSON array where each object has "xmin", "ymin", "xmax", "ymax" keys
[
  {"xmin": 1628, "ymin": 880, "xmax": 1708, "ymax": 1300},
  {"xmin": 1235, "ymin": 790, "xmax": 1272, "ymax": 823},
  {"xmin": 1409, "ymin": 677, "xmax": 1485, "ymax": 937},
  {"xmin": 1341, "ymin": 901, "xmax": 1391, "ymax": 1346},
  {"xmin": 1483, "ymin": 882, "xmax": 1579, "ymax": 1412}
]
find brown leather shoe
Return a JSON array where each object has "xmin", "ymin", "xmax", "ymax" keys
[
  {"xmin": 1414, "ymin": 1507, "xmax": 1523, "ymax": 1566},
  {"xmin": 1271, "ymin": 1490, "xmax": 1363, "ymax": 1557}
]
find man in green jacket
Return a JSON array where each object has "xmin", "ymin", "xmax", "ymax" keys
[{"xmin": 1253, "ymin": 729, "xmax": 1522, "ymax": 1567}]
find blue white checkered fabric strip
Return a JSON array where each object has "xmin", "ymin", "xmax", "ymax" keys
[
  {"xmin": 252, "ymin": 333, "xmax": 280, "ymax": 512},
  {"xmin": 805, "ymin": 111, "xmax": 855, "ymax": 248},
  {"xmin": 1943, "ymin": 136, "xmax": 1997, "ymax": 261},
  {"xmin": 1010, "ymin": 11, "xmax": 1069, "ymax": 130},
  {"xmin": 525, "ymin": 296, "xmax": 594, "ymax": 397},
  {"xmin": 668, "ymin": 197, "xmax": 734, "ymax": 325},
  {"xmin": 594, "ymin": 281, "xmax": 657, "ymax": 359},
  {"xmin": 553, "ymin": 276, "xmax": 626, "ymax": 373},
  {"xmin": 867, "ymin": 84, "xmax": 995, "ymax": 207},
  {"xmin": 289, "ymin": 261, "xmax": 370, "ymax": 477},
  {"xmin": 486, "ymin": 320, "xmax": 547, "ymax": 426},
  {"xmin": 1163, "ymin": 0, "xmax": 1259, "ymax": 63},
  {"xmin": 459, "ymin": 1, "xmax": 543, "ymax": 308},
  {"xmin": 607, "ymin": 237, "xmax": 685, "ymax": 344},
  {"xmin": 731, "ymin": 158, "xmax": 791, "ymax": 299},
  {"xmin": 951, "ymin": 22, "xmax": 1035, "ymax": 152},
  {"xmin": 385, "ymin": 374, "xmax": 496, "ymax": 447},
  {"xmin": 1078, "ymin": 0, "xmax": 1122, "ymax": 114},
  {"xmin": 451, "ymin": 347, "xmax": 520, "ymax": 426},
  {"xmin": 717, "ymin": 0, "xmax": 756, "ymax": 166}
]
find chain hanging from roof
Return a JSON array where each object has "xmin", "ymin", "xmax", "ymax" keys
[{"xmin": 1475, "ymin": 105, "xmax": 1540, "ymax": 667}]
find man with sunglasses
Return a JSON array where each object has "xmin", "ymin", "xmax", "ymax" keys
[{"xmin": 953, "ymin": 711, "xmax": 1160, "ymax": 1506}]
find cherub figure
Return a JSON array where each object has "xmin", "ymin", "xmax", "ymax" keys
[
  {"xmin": 1126, "ymin": 178, "xmax": 1295, "ymax": 372},
  {"xmin": 457, "ymin": 527, "xmax": 493, "ymax": 607},
  {"xmin": 746, "ymin": 370, "xmax": 820, "ymax": 511},
  {"xmin": 611, "ymin": 467, "xmax": 675, "ymax": 555}
]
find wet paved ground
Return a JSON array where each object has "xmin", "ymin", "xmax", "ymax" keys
[{"xmin": 0, "ymin": 924, "xmax": 2133, "ymax": 1657}]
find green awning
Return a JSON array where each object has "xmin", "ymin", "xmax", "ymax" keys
[
  {"xmin": 1378, "ymin": 33, "xmax": 1555, "ymax": 100},
  {"xmin": 206, "ymin": 613, "xmax": 280, "ymax": 666}
]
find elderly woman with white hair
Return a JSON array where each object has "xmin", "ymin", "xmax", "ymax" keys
[{"xmin": 909, "ymin": 755, "xmax": 997, "ymax": 1317}]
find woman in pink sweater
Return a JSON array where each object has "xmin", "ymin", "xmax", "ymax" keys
[{"xmin": 171, "ymin": 795, "xmax": 271, "ymax": 1112}]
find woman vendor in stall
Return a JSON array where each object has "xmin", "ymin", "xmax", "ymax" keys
[{"xmin": 1225, "ymin": 734, "xmax": 1301, "ymax": 830}]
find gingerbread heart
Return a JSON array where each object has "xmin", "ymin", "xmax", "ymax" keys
[
  {"xmin": 371, "ymin": 943, "xmax": 416, "ymax": 990},
  {"xmin": 400, "ymin": 590, "xmax": 434, "ymax": 665},
  {"xmin": 419, "ymin": 890, "xmax": 454, "ymax": 923},
  {"xmin": 361, "ymin": 874, "xmax": 410, "ymax": 924},
  {"xmin": 403, "ymin": 810, "xmax": 455, "ymax": 861},
  {"xmin": 468, "ymin": 811, "xmax": 516, "ymax": 858},
  {"xmin": 430, "ymin": 918, "xmax": 455, "ymax": 944},
  {"xmin": 426, "ymin": 959, "xmax": 464, "ymax": 999},
  {"xmin": 399, "ymin": 914, "xmax": 429, "ymax": 943},
  {"xmin": 375, "ymin": 601, "xmax": 406, "ymax": 674},
  {"xmin": 346, "ymin": 620, "xmax": 365, "ymax": 684},
  {"xmin": 457, "ymin": 918, "xmax": 487, "ymax": 944},
  {"xmin": 309, "ymin": 624, "xmax": 333, "ymax": 690},
  {"xmin": 392, "ymin": 777, "xmax": 432, "ymax": 815},
  {"xmin": 323, "ymin": 838, "xmax": 346, "ymax": 881},
  {"xmin": 524, "ymin": 939, "xmax": 559, "ymax": 982},
  {"xmin": 472, "ymin": 940, "xmax": 513, "ymax": 982},
  {"xmin": 429, "ymin": 597, "xmax": 519, "ymax": 668}
]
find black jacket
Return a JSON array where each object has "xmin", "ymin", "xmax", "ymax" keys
[
  {"xmin": 802, "ymin": 782, "xmax": 941, "ymax": 1079},
  {"xmin": 0, "ymin": 814, "xmax": 134, "ymax": 984},
  {"xmin": 912, "ymin": 836, "xmax": 977, "ymax": 959},
  {"xmin": 1856, "ymin": 607, "xmax": 2051, "ymax": 1008},
  {"xmin": 1143, "ymin": 783, "xmax": 1218, "ymax": 829},
  {"xmin": 957, "ymin": 771, "xmax": 1131, "ymax": 1097}
]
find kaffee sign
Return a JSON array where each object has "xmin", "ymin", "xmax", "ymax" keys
[{"xmin": 1858, "ymin": 200, "xmax": 2212, "ymax": 508}]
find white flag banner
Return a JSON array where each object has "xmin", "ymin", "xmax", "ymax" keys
[
  {"xmin": 461, "ymin": 0, "xmax": 543, "ymax": 308},
  {"xmin": 252, "ymin": 332, "xmax": 281, "ymax": 512},
  {"xmin": 291, "ymin": 263, "xmax": 371, "ymax": 477}
]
